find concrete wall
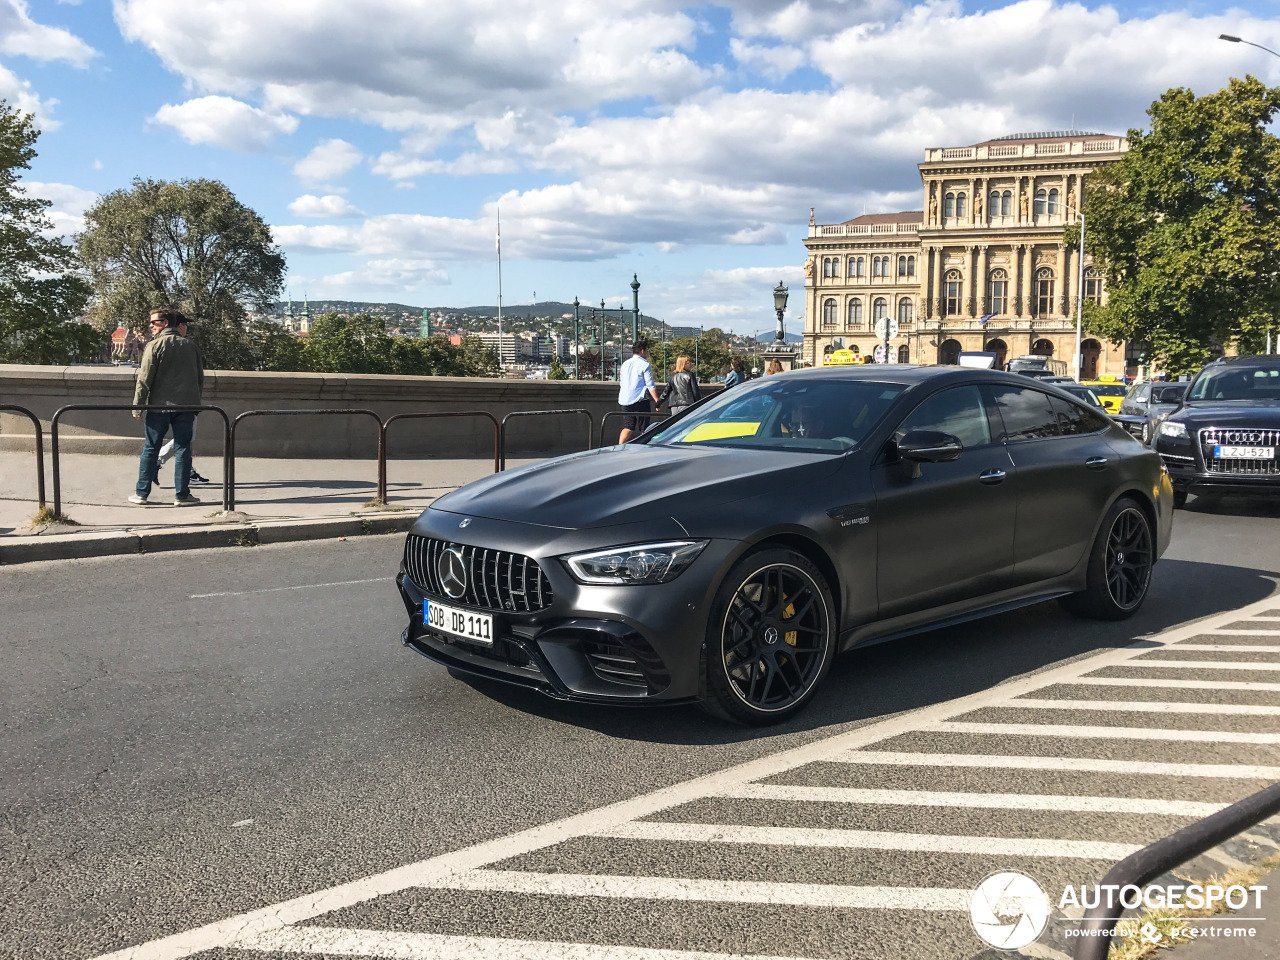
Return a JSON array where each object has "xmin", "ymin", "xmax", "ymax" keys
[{"xmin": 0, "ymin": 365, "xmax": 706, "ymax": 459}]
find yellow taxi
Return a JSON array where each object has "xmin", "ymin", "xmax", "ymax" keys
[
  {"xmin": 1080, "ymin": 375, "xmax": 1128, "ymax": 413},
  {"xmin": 822, "ymin": 348, "xmax": 865, "ymax": 365}
]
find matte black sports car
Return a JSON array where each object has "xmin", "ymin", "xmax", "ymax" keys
[
  {"xmin": 1153, "ymin": 356, "xmax": 1280, "ymax": 506},
  {"xmin": 397, "ymin": 366, "xmax": 1174, "ymax": 723}
]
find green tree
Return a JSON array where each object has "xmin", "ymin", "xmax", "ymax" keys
[
  {"xmin": 660, "ymin": 329, "xmax": 732, "ymax": 381},
  {"xmin": 1077, "ymin": 76, "xmax": 1280, "ymax": 374},
  {"xmin": 77, "ymin": 178, "xmax": 286, "ymax": 368},
  {"xmin": 547, "ymin": 356, "xmax": 568, "ymax": 379},
  {"xmin": 0, "ymin": 102, "xmax": 99, "ymax": 364}
]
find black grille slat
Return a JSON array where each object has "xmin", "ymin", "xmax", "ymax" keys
[
  {"xmin": 404, "ymin": 535, "xmax": 554, "ymax": 613},
  {"xmin": 1200, "ymin": 426, "xmax": 1280, "ymax": 476}
]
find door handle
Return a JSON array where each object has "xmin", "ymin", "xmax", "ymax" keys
[
  {"xmin": 979, "ymin": 469, "xmax": 1006, "ymax": 485},
  {"xmin": 1085, "ymin": 456, "xmax": 1109, "ymax": 470}
]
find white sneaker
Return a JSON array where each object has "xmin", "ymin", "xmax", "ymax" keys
[
  {"xmin": 172, "ymin": 494, "xmax": 200, "ymax": 506},
  {"xmin": 127, "ymin": 494, "xmax": 149, "ymax": 505}
]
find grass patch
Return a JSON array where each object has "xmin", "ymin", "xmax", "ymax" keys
[
  {"xmin": 1106, "ymin": 851, "xmax": 1280, "ymax": 959},
  {"xmin": 31, "ymin": 507, "xmax": 78, "ymax": 526},
  {"xmin": 235, "ymin": 530, "xmax": 259, "ymax": 547},
  {"xmin": 359, "ymin": 518, "xmax": 372, "ymax": 535},
  {"xmin": 363, "ymin": 497, "xmax": 386, "ymax": 508}
]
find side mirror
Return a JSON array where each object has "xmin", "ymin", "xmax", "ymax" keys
[{"xmin": 897, "ymin": 430, "xmax": 963, "ymax": 478}]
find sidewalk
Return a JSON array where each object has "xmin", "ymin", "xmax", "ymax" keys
[{"xmin": 0, "ymin": 452, "xmax": 533, "ymax": 564}]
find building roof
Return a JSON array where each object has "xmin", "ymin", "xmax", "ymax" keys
[
  {"xmin": 972, "ymin": 131, "xmax": 1118, "ymax": 147},
  {"xmin": 840, "ymin": 211, "xmax": 923, "ymax": 225}
]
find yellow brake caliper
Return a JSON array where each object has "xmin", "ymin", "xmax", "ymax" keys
[{"xmin": 782, "ymin": 596, "xmax": 798, "ymax": 646}]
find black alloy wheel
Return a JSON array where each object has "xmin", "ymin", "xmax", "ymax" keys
[
  {"xmin": 704, "ymin": 548, "xmax": 835, "ymax": 724},
  {"xmin": 1061, "ymin": 497, "xmax": 1154, "ymax": 621}
]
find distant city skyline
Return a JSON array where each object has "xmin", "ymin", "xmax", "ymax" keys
[{"xmin": 7, "ymin": 0, "xmax": 1279, "ymax": 335}]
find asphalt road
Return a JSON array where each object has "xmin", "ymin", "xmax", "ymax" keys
[{"xmin": 4, "ymin": 494, "xmax": 1280, "ymax": 960}]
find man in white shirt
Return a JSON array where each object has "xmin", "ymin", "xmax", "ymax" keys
[{"xmin": 617, "ymin": 341, "xmax": 659, "ymax": 443}]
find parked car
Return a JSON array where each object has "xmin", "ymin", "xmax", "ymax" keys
[
  {"xmin": 1080, "ymin": 377, "xmax": 1128, "ymax": 414},
  {"xmin": 1154, "ymin": 356, "xmax": 1280, "ymax": 506},
  {"xmin": 1118, "ymin": 382, "xmax": 1188, "ymax": 443},
  {"xmin": 1057, "ymin": 384, "xmax": 1108, "ymax": 411},
  {"xmin": 396, "ymin": 366, "xmax": 1173, "ymax": 723}
]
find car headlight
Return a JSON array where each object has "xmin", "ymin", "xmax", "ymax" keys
[
  {"xmin": 1158, "ymin": 420, "xmax": 1188, "ymax": 438},
  {"xmin": 563, "ymin": 540, "xmax": 708, "ymax": 585}
]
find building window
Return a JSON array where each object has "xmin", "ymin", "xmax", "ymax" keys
[
  {"xmin": 848, "ymin": 298, "xmax": 862, "ymax": 326},
  {"xmin": 847, "ymin": 257, "xmax": 859, "ymax": 278},
  {"xmin": 988, "ymin": 191, "xmax": 1000, "ymax": 217},
  {"xmin": 1034, "ymin": 189, "xmax": 1047, "ymax": 216},
  {"xmin": 873, "ymin": 255, "xmax": 887, "ymax": 278},
  {"xmin": 1001, "ymin": 190, "xmax": 1012, "ymax": 216},
  {"xmin": 898, "ymin": 297, "xmax": 913, "ymax": 326},
  {"xmin": 907, "ymin": 255, "xmax": 916, "ymax": 277},
  {"xmin": 944, "ymin": 269, "xmax": 962, "ymax": 316},
  {"xmin": 1036, "ymin": 268, "xmax": 1055, "ymax": 316},
  {"xmin": 1048, "ymin": 188, "xmax": 1059, "ymax": 214},
  {"xmin": 1083, "ymin": 266, "xmax": 1103, "ymax": 303},
  {"xmin": 855, "ymin": 256, "xmax": 865, "ymax": 278},
  {"xmin": 898, "ymin": 344, "xmax": 910, "ymax": 364},
  {"xmin": 873, "ymin": 297, "xmax": 887, "ymax": 322},
  {"xmin": 987, "ymin": 268, "xmax": 1008, "ymax": 315},
  {"xmin": 944, "ymin": 192, "xmax": 955, "ymax": 218},
  {"xmin": 823, "ymin": 298, "xmax": 837, "ymax": 324},
  {"xmin": 956, "ymin": 192, "xmax": 967, "ymax": 218}
]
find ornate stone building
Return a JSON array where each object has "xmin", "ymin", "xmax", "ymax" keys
[{"xmin": 803, "ymin": 132, "xmax": 1132, "ymax": 377}]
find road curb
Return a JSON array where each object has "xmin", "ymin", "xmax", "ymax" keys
[{"xmin": 0, "ymin": 512, "xmax": 417, "ymax": 566}]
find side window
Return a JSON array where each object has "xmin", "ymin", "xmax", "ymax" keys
[
  {"xmin": 896, "ymin": 385, "xmax": 992, "ymax": 449},
  {"xmin": 1050, "ymin": 395, "xmax": 1107, "ymax": 435},
  {"xmin": 989, "ymin": 385, "xmax": 1060, "ymax": 441}
]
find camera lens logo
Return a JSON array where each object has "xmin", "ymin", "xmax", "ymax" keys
[{"xmin": 970, "ymin": 870, "xmax": 1050, "ymax": 950}]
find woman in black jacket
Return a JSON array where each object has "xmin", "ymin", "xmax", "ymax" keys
[{"xmin": 659, "ymin": 354, "xmax": 701, "ymax": 416}]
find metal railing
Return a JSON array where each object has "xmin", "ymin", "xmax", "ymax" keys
[
  {"xmin": 378, "ymin": 411, "xmax": 500, "ymax": 501},
  {"xmin": 1074, "ymin": 779, "xmax": 1280, "ymax": 959},
  {"xmin": 500, "ymin": 409, "xmax": 593, "ymax": 470},
  {"xmin": 598, "ymin": 410, "xmax": 670, "ymax": 448},
  {"xmin": 1, "ymin": 405, "xmax": 46, "ymax": 509},
  {"xmin": 229, "ymin": 409, "xmax": 382, "ymax": 512},
  {"xmin": 51, "ymin": 404, "xmax": 232, "ymax": 515}
]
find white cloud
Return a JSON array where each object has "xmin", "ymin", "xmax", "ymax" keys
[
  {"xmin": 288, "ymin": 194, "xmax": 364, "ymax": 218},
  {"xmin": 151, "ymin": 96, "xmax": 298, "ymax": 151},
  {"xmin": 729, "ymin": 38, "xmax": 806, "ymax": 79},
  {"xmin": 23, "ymin": 180, "xmax": 97, "ymax": 236},
  {"xmin": 0, "ymin": 61, "xmax": 58, "ymax": 127},
  {"xmin": 293, "ymin": 138, "xmax": 363, "ymax": 184},
  {"xmin": 0, "ymin": 0, "xmax": 95, "ymax": 65},
  {"xmin": 321, "ymin": 257, "xmax": 450, "ymax": 290}
]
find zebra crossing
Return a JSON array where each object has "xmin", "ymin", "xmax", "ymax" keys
[{"xmin": 95, "ymin": 596, "xmax": 1280, "ymax": 960}]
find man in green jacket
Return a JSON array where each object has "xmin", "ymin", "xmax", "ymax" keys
[{"xmin": 129, "ymin": 306, "xmax": 205, "ymax": 506}]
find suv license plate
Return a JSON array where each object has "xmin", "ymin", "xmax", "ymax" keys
[
  {"xmin": 1216, "ymin": 445, "xmax": 1275, "ymax": 459},
  {"xmin": 424, "ymin": 599, "xmax": 493, "ymax": 645}
]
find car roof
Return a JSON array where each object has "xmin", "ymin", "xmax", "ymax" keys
[
  {"xmin": 780, "ymin": 364, "xmax": 1042, "ymax": 388},
  {"xmin": 1205, "ymin": 355, "xmax": 1280, "ymax": 365}
]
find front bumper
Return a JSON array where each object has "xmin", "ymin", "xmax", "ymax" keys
[
  {"xmin": 395, "ymin": 515, "xmax": 741, "ymax": 704},
  {"xmin": 1157, "ymin": 445, "xmax": 1280, "ymax": 497}
]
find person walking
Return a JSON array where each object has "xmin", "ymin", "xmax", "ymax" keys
[
  {"xmin": 130, "ymin": 306, "xmax": 204, "ymax": 506},
  {"xmin": 617, "ymin": 340, "xmax": 659, "ymax": 444},
  {"xmin": 659, "ymin": 354, "xmax": 701, "ymax": 417},
  {"xmin": 724, "ymin": 357, "xmax": 746, "ymax": 388},
  {"xmin": 152, "ymin": 315, "xmax": 209, "ymax": 486}
]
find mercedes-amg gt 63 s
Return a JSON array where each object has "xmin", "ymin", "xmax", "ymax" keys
[{"xmin": 397, "ymin": 366, "xmax": 1174, "ymax": 724}]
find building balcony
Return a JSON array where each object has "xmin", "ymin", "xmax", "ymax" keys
[{"xmin": 922, "ymin": 137, "xmax": 1127, "ymax": 164}]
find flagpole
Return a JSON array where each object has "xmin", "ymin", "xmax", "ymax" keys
[{"xmin": 496, "ymin": 208, "xmax": 503, "ymax": 372}]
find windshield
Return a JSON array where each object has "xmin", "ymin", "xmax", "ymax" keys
[
  {"xmin": 1188, "ymin": 363, "xmax": 1280, "ymax": 401},
  {"xmin": 645, "ymin": 377, "xmax": 906, "ymax": 453},
  {"xmin": 1088, "ymin": 383, "xmax": 1127, "ymax": 397}
]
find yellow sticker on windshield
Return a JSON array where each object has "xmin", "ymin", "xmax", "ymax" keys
[{"xmin": 680, "ymin": 422, "xmax": 761, "ymax": 442}]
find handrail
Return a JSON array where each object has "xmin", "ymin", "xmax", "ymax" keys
[
  {"xmin": 598, "ymin": 410, "xmax": 670, "ymax": 448},
  {"xmin": 1073, "ymin": 780, "xmax": 1280, "ymax": 959},
  {"xmin": 0, "ymin": 404, "xmax": 46, "ymax": 509},
  {"xmin": 51, "ymin": 404, "xmax": 232, "ymax": 516},
  {"xmin": 229, "ymin": 409, "xmax": 382, "ymax": 512},
  {"xmin": 499, "ymin": 409, "xmax": 593, "ymax": 471},
  {"xmin": 378, "ymin": 411, "xmax": 501, "ymax": 501}
]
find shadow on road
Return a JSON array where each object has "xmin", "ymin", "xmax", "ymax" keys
[
  {"xmin": 1184, "ymin": 494, "xmax": 1280, "ymax": 519},
  {"xmin": 439, "ymin": 558, "xmax": 1279, "ymax": 746}
]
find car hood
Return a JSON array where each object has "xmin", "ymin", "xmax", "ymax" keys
[
  {"xmin": 1169, "ymin": 400, "xmax": 1280, "ymax": 428},
  {"xmin": 430, "ymin": 442, "xmax": 844, "ymax": 530}
]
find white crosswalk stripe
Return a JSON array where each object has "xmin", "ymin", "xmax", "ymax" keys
[
  {"xmin": 1072, "ymin": 676, "xmax": 1280, "ymax": 692},
  {"xmin": 828, "ymin": 749, "xmax": 1280, "ymax": 779},
  {"xmin": 1005, "ymin": 697, "xmax": 1280, "ymax": 715},
  {"xmin": 928, "ymin": 720, "xmax": 1280, "ymax": 742},
  {"xmin": 1120, "ymin": 659, "xmax": 1280, "ymax": 671}
]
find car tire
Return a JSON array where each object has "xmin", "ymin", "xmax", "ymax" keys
[
  {"xmin": 702, "ymin": 548, "xmax": 836, "ymax": 725},
  {"xmin": 1060, "ymin": 497, "xmax": 1155, "ymax": 621}
]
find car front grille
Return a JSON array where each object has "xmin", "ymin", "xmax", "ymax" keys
[
  {"xmin": 403, "ymin": 535, "xmax": 554, "ymax": 612},
  {"xmin": 1199, "ymin": 427, "xmax": 1280, "ymax": 476},
  {"xmin": 582, "ymin": 641, "xmax": 647, "ymax": 687}
]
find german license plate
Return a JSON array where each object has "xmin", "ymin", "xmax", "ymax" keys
[
  {"xmin": 1216, "ymin": 445, "xmax": 1275, "ymax": 459},
  {"xmin": 424, "ymin": 599, "xmax": 493, "ymax": 645}
]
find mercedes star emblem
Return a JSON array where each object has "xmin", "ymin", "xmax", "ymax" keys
[
  {"xmin": 763, "ymin": 627, "xmax": 779, "ymax": 645},
  {"xmin": 438, "ymin": 547, "xmax": 468, "ymax": 599}
]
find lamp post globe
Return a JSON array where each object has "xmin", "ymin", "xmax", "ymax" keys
[{"xmin": 773, "ymin": 281, "xmax": 788, "ymax": 342}]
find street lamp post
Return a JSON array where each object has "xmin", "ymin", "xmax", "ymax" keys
[
  {"xmin": 631, "ymin": 274, "xmax": 640, "ymax": 345},
  {"xmin": 773, "ymin": 282, "xmax": 788, "ymax": 342},
  {"xmin": 1074, "ymin": 210, "xmax": 1085, "ymax": 381},
  {"xmin": 572, "ymin": 296, "xmax": 580, "ymax": 380}
]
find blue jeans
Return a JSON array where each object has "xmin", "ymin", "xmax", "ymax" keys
[{"xmin": 136, "ymin": 411, "xmax": 195, "ymax": 498}]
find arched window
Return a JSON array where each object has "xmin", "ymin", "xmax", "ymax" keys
[
  {"xmin": 988, "ymin": 191, "xmax": 1000, "ymax": 217},
  {"xmin": 898, "ymin": 297, "xmax": 913, "ymax": 326},
  {"xmin": 987, "ymin": 268, "xmax": 1008, "ymax": 316},
  {"xmin": 1083, "ymin": 266, "xmax": 1103, "ymax": 303},
  {"xmin": 1035, "ymin": 267, "xmax": 1055, "ymax": 316},
  {"xmin": 823, "ymin": 298, "xmax": 837, "ymax": 324},
  {"xmin": 897, "ymin": 344, "xmax": 910, "ymax": 364},
  {"xmin": 956, "ymin": 192, "xmax": 967, "ymax": 218},
  {"xmin": 847, "ymin": 298, "xmax": 862, "ymax": 326},
  {"xmin": 939, "ymin": 338, "xmax": 962, "ymax": 365},
  {"xmin": 944, "ymin": 192, "xmax": 955, "ymax": 218},
  {"xmin": 1001, "ymin": 190, "xmax": 1012, "ymax": 216},
  {"xmin": 906, "ymin": 256, "xmax": 916, "ymax": 277},
  {"xmin": 1048, "ymin": 188, "xmax": 1059, "ymax": 214},
  {"xmin": 873, "ymin": 297, "xmax": 887, "ymax": 322},
  {"xmin": 1034, "ymin": 189, "xmax": 1047, "ymax": 216},
  {"xmin": 874, "ymin": 256, "xmax": 887, "ymax": 278},
  {"xmin": 1031, "ymin": 338, "xmax": 1055, "ymax": 357},
  {"xmin": 854, "ymin": 256, "xmax": 865, "ymax": 278},
  {"xmin": 848, "ymin": 343, "xmax": 860, "ymax": 354},
  {"xmin": 846, "ymin": 257, "xmax": 856, "ymax": 278},
  {"xmin": 944, "ymin": 269, "xmax": 963, "ymax": 317},
  {"xmin": 984, "ymin": 338, "xmax": 1008, "ymax": 370}
]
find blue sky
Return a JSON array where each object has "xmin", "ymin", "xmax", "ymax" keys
[{"xmin": 6, "ymin": 0, "xmax": 1280, "ymax": 334}]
